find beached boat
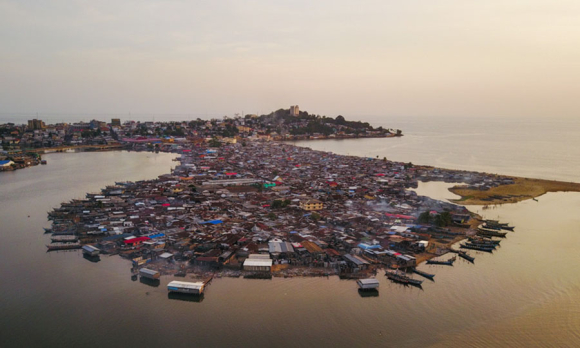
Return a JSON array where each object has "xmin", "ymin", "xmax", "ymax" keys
[
  {"xmin": 467, "ymin": 240, "xmax": 497, "ymax": 249},
  {"xmin": 412, "ymin": 268, "xmax": 435, "ymax": 279},
  {"xmin": 426, "ymin": 256, "xmax": 456, "ymax": 266},
  {"xmin": 458, "ymin": 251, "xmax": 475, "ymax": 262},
  {"xmin": 460, "ymin": 244, "xmax": 494, "ymax": 253},
  {"xmin": 477, "ymin": 227, "xmax": 507, "ymax": 238},
  {"xmin": 484, "ymin": 220, "xmax": 515, "ymax": 231},
  {"xmin": 468, "ymin": 236, "xmax": 501, "ymax": 245}
]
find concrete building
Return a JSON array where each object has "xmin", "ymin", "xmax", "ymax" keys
[
  {"xmin": 290, "ymin": 105, "xmax": 299, "ymax": 116},
  {"xmin": 27, "ymin": 119, "xmax": 45, "ymax": 130},
  {"xmin": 299, "ymin": 199, "xmax": 324, "ymax": 211}
]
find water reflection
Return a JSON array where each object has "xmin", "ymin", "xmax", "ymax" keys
[
  {"xmin": 82, "ymin": 254, "xmax": 101, "ymax": 263},
  {"xmin": 168, "ymin": 292, "xmax": 205, "ymax": 303},
  {"xmin": 358, "ymin": 289, "xmax": 379, "ymax": 298},
  {"xmin": 139, "ymin": 277, "xmax": 160, "ymax": 287}
]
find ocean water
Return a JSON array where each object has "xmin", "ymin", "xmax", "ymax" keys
[
  {"xmin": 1, "ymin": 118, "xmax": 579, "ymax": 347},
  {"xmin": 294, "ymin": 116, "xmax": 580, "ymax": 183}
]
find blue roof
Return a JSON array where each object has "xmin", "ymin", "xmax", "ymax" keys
[
  {"xmin": 200, "ymin": 219, "xmax": 223, "ymax": 225},
  {"xmin": 358, "ymin": 243, "xmax": 381, "ymax": 250},
  {"xmin": 149, "ymin": 233, "xmax": 165, "ymax": 239},
  {"xmin": 0, "ymin": 160, "xmax": 11, "ymax": 165}
]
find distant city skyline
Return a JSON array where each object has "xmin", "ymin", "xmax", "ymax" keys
[{"xmin": 1, "ymin": 1, "xmax": 580, "ymax": 119}]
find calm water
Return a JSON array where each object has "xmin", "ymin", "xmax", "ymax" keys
[
  {"xmin": 1, "ymin": 123, "xmax": 580, "ymax": 347},
  {"xmin": 295, "ymin": 116, "xmax": 580, "ymax": 183}
]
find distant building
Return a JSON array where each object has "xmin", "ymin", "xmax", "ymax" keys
[
  {"xmin": 27, "ymin": 119, "xmax": 45, "ymax": 130},
  {"xmin": 299, "ymin": 199, "xmax": 324, "ymax": 211},
  {"xmin": 290, "ymin": 105, "xmax": 299, "ymax": 116},
  {"xmin": 111, "ymin": 118, "xmax": 121, "ymax": 127}
]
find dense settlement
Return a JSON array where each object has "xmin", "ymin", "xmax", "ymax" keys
[
  {"xmin": 1, "ymin": 106, "xmax": 399, "ymax": 171},
  {"xmin": 43, "ymin": 139, "xmax": 514, "ymax": 293},
  {"xmin": 3, "ymin": 108, "xmax": 514, "ymax": 294}
]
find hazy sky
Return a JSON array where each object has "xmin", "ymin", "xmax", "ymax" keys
[{"xmin": 1, "ymin": 0, "xmax": 580, "ymax": 119}]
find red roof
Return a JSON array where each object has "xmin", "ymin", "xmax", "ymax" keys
[
  {"xmin": 385, "ymin": 213, "xmax": 415, "ymax": 220},
  {"xmin": 124, "ymin": 236, "xmax": 151, "ymax": 244},
  {"xmin": 162, "ymin": 203, "xmax": 170, "ymax": 207}
]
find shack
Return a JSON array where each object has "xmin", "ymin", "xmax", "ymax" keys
[
  {"xmin": 82, "ymin": 245, "xmax": 100, "ymax": 257},
  {"xmin": 139, "ymin": 268, "xmax": 160, "ymax": 280},
  {"xmin": 243, "ymin": 254, "xmax": 273, "ymax": 272},
  {"xmin": 167, "ymin": 281, "xmax": 205, "ymax": 295}
]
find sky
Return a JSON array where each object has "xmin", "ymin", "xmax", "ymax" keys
[{"xmin": 1, "ymin": 0, "xmax": 580, "ymax": 120}]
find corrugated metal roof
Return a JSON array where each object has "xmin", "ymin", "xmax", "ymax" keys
[
  {"xmin": 343, "ymin": 254, "xmax": 369, "ymax": 266},
  {"xmin": 358, "ymin": 279, "xmax": 380, "ymax": 285},
  {"xmin": 139, "ymin": 268, "xmax": 159, "ymax": 276},
  {"xmin": 243, "ymin": 259, "xmax": 273, "ymax": 267},
  {"xmin": 167, "ymin": 281, "xmax": 204, "ymax": 290},
  {"xmin": 268, "ymin": 241, "xmax": 294, "ymax": 253}
]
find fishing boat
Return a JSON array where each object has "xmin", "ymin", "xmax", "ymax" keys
[
  {"xmin": 51, "ymin": 235, "xmax": 78, "ymax": 242},
  {"xmin": 484, "ymin": 220, "xmax": 515, "ymax": 231},
  {"xmin": 386, "ymin": 270, "xmax": 423, "ymax": 286},
  {"xmin": 385, "ymin": 270, "xmax": 409, "ymax": 284},
  {"xmin": 458, "ymin": 251, "xmax": 475, "ymax": 262},
  {"xmin": 468, "ymin": 236, "xmax": 501, "ymax": 245},
  {"xmin": 477, "ymin": 227, "xmax": 507, "ymax": 238},
  {"xmin": 412, "ymin": 268, "xmax": 435, "ymax": 280},
  {"xmin": 460, "ymin": 243, "xmax": 494, "ymax": 253},
  {"xmin": 467, "ymin": 240, "xmax": 497, "ymax": 249},
  {"xmin": 46, "ymin": 242, "xmax": 82, "ymax": 251},
  {"xmin": 51, "ymin": 229, "xmax": 76, "ymax": 235},
  {"xmin": 426, "ymin": 256, "xmax": 456, "ymax": 266}
]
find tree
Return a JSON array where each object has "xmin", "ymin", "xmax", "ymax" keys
[
  {"xmin": 209, "ymin": 137, "xmax": 221, "ymax": 147},
  {"xmin": 418, "ymin": 211, "xmax": 431, "ymax": 224},
  {"xmin": 335, "ymin": 115, "xmax": 346, "ymax": 125}
]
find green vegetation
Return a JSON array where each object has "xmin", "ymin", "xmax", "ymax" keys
[
  {"xmin": 418, "ymin": 210, "xmax": 453, "ymax": 227},
  {"xmin": 271, "ymin": 199, "xmax": 291, "ymax": 209},
  {"xmin": 208, "ymin": 137, "xmax": 221, "ymax": 147}
]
